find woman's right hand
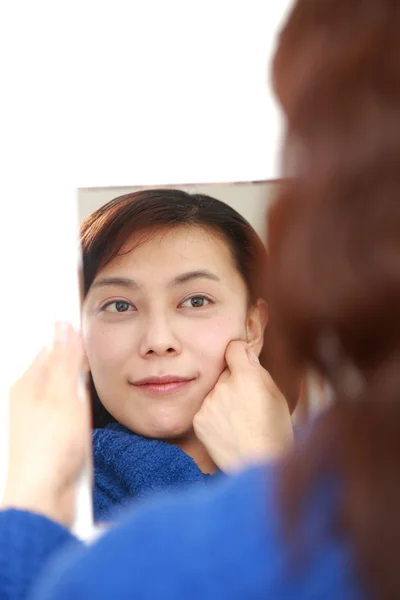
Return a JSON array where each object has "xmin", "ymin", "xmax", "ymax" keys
[
  {"xmin": 1, "ymin": 323, "xmax": 90, "ymax": 527},
  {"xmin": 194, "ymin": 341, "xmax": 293, "ymax": 474}
]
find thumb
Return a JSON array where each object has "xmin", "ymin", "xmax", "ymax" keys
[
  {"xmin": 10, "ymin": 347, "xmax": 49, "ymax": 401},
  {"xmin": 225, "ymin": 340, "xmax": 254, "ymax": 373}
]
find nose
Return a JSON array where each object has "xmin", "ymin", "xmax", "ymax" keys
[{"xmin": 139, "ymin": 312, "xmax": 181, "ymax": 358}]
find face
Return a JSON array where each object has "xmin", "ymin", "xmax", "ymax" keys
[{"xmin": 82, "ymin": 225, "xmax": 266, "ymax": 439}]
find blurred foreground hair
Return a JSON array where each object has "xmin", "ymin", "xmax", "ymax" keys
[{"xmin": 270, "ymin": 2, "xmax": 400, "ymax": 599}]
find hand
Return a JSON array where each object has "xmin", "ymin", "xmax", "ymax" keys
[
  {"xmin": 1, "ymin": 323, "xmax": 90, "ymax": 527},
  {"xmin": 193, "ymin": 340, "xmax": 293, "ymax": 474}
]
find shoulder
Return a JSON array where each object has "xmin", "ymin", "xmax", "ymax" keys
[
  {"xmin": 35, "ymin": 466, "xmax": 281, "ymax": 599},
  {"xmin": 35, "ymin": 465, "xmax": 359, "ymax": 600},
  {"xmin": 0, "ymin": 509, "xmax": 78, "ymax": 600}
]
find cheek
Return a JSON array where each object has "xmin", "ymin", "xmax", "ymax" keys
[
  {"xmin": 83, "ymin": 322, "xmax": 134, "ymax": 373},
  {"xmin": 184, "ymin": 315, "xmax": 247, "ymax": 374}
]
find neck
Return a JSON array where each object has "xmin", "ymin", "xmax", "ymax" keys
[{"xmin": 167, "ymin": 431, "xmax": 217, "ymax": 474}]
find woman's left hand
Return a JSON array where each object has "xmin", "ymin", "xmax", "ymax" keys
[
  {"xmin": 193, "ymin": 340, "xmax": 293, "ymax": 474},
  {"xmin": 1, "ymin": 323, "xmax": 90, "ymax": 527}
]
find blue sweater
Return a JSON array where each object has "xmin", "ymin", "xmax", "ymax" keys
[
  {"xmin": 0, "ymin": 465, "xmax": 363, "ymax": 600},
  {"xmin": 92, "ymin": 423, "xmax": 306, "ymax": 522},
  {"xmin": 93, "ymin": 423, "xmax": 218, "ymax": 522}
]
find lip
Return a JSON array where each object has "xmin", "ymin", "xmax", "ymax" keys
[{"xmin": 131, "ymin": 375, "xmax": 196, "ymax": 395}]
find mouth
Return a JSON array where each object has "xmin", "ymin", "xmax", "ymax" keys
[{"xmin": 130, "ymin": 375, "xmax": 196, "ymax": 395}]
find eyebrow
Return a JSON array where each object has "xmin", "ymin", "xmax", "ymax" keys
[
  {"xmin": 91, "ymin": 270, "xmax": 220, "ymax": 291},
  {"xmin": 170, "ymin": 270, "xmax": 220, "ymax": 286},
  {"xmin": 91, "ymin": 276, "xmax": 140, "ymax": 290}
]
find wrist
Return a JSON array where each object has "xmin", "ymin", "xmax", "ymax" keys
[
  {"xmin": 1, "ymin": 485, "xmax": 70, "ymax": 527},
  {"xmin": 227, "ymin": 433, "xmax": 294, "ymax": 474}
]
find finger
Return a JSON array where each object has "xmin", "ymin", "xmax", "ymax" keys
[
  {"xmin": 45, "ymin": 323, "xmax": 83, "ymax": 402},
  {"xmin": 225, "ymin": 340, "xmax": 253, "ymax": 373},
  {"xmin": 10, "ymin": 347, "xmax": 49, "ymax": 399},
  {"xmin": 51, "ymin": 322, "xmax": 73, "ymax": 355},
  {"xmin": 24, "ymin": 347, "xmax": 49, "ymax": 383},
  {"xmin": 246, "ymin": 348, "xmax": 260, "ymax": 365},
  {"xmin": 9, "ymin": 348, "xmax": 48, "ymax": 404},
  {"xmin": 261, "ymin": 370, "xmax": 286, "ymax": 399}
]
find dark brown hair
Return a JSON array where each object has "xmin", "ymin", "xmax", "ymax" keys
[
  {"xmin": 270, "ymin": 2, "xmax": 400, "ymax": 599},
  {"xmin": 80, "ymin": 189, "xmax": 299, "ymax": 427}
]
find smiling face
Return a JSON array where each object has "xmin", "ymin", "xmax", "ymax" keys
[{"xmin": 82, "ymin": 225, "xmax": 266, "ymax": 439}]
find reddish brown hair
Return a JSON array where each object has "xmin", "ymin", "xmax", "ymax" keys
[
  {"xmin": 272, "ymin": 0, "xmax": 399, "ymax": 114},
  {"xmin": 270, "ymin": 3, "xmax": 400, "ymax": 599}
]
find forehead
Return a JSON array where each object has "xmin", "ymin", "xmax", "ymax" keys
[{"xmin": 100, "ymin": 225, "xmax": 237, "ymax": 280}]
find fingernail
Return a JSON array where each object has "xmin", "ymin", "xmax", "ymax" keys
[{"xmin": 248, "ymin": 349, "xmax": 260, "ymax": 364}]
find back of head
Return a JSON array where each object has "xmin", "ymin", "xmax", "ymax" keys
[
  {"xmin": 270, "ymin": 2, "xmax": 400, "ymax": 599},
  {"xmin": 273, "ymin": 0, "xmax": 400, "ymax": 115}
]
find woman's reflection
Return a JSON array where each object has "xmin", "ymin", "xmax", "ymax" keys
[{"xmin": 80, "ymin": 189, "xmax": 286, "ymax": 521}]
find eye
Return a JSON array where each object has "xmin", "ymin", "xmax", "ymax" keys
[
  {"xmin": 103, "ymin": 300, "xmax": 135, "ymax": 313},
  {"xmin": 180, "ymin": 296, "xmax": 211, "ymax": 309}
]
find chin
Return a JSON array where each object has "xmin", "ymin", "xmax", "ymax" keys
[{"xmin": 144, "ymin": 420, "xmax": 194, "ymax": 441}]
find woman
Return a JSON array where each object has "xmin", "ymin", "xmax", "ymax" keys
[
  {"xmin": 81, "ymin": 191, "xmax": 293, "ymax": 521},
  {"xmin": 2, "ymin": 0, "xmax": 399, "ymax": 599}
]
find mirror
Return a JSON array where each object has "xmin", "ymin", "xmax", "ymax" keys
[
  {"xmin": 78, "ymin": 183, "xmax": 324, "ymax": 525},
  {"xmin": 79, "ymin": 182, "xmax": 276, "ymax": 523}
]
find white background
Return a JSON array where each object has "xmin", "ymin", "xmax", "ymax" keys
[
  {"xmin": 74, "ymin": 1, "xmax": 291, "ymax": 186},
  {"xmin": 0, "ymin": 0, "xmax": 293, "ymax": 536}
]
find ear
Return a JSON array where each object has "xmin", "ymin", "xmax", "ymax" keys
[{"xmin": 246, "ymin": 299, "xmax": 268, "ymax": 357}]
